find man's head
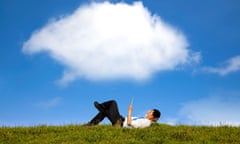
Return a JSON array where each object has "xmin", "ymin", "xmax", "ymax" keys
[{"xmin": 145, "ymin": 109, "xmax": 161, "ymax": 122}]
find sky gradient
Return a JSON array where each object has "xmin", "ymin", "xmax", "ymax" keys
[{"xmin": 1, "ymin": 0, "xmax": 240, "ymax": 126}]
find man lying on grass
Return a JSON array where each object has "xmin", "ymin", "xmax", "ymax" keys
[{"xmin": 86, "ymin": 100, "xmax": 161, "ymax": 128}]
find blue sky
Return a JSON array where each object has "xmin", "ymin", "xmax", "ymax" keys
[{"xmin": 1, "ymin": 0, "xmax": 240, "ymax": 126}]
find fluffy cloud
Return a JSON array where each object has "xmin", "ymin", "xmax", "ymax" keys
[
  {"xmin": 23, "ymin": 2, "xmax": 199, "ymax": 84},
  {"xmin": 178, "ymin": 91, "xmax": 240, "ymax": 126},
  {"xmin": 202, "ymin": 55, "xmax": 240, "ymax": 76}
]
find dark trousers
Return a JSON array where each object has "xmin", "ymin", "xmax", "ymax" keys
[{"xmin": 89, "ymin": 100, "xmax": 124, "ymax": 125}]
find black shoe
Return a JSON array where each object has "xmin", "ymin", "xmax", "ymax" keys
[{"xmin": 94, "ymin": 101, "xmax": 105, "ymax": 112}]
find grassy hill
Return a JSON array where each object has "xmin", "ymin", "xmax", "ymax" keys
[{"xmin": 1, "ymin": 124, "xmax": 240, "ymax": 144}]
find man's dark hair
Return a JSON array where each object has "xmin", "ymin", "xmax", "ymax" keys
[{"xmin": 152, "ymin": 109, "xmax": 161, "ymax": 118}]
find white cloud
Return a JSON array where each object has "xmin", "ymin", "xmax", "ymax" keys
[
  {"xmin": 202, "ymin": 55, "xmax": 240, "ymax": 76},
  {"xmin": 37, "ymin": 97, "xmax": 62, "ymax": 109},
  {"xmin": 177, "ymin": 91, "xmax": 240, "ymax": 126},
  {"xmin": 23, "ymin": 2, "xmax": 199, "ymax": 84},
  {"xmin": 161, "ymin": 118, "xmax": 178, "ymax": 126}
]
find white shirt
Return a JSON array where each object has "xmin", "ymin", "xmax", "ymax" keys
[{"xmin": 123, "ymin": 117, "xmax": 152, "ymax": 128}]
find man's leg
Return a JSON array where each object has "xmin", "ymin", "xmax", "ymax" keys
[
  {"xmin": 95, "ymin": 100, "xmax": 124, "ymax": 126},
  {"xmin": 88, "ymin": 112, "xmax": 105, "ymax": 125}
]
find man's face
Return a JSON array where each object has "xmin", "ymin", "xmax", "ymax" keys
[{"xmin": 145, "ymin": 110, "xmax": 157, "ymax": 121}]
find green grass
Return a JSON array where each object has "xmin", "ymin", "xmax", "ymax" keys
[{"xmin": 1, "ymin": 124, "xmax": 240, "ymax": 144}]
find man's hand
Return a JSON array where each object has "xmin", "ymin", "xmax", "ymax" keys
[{"xmin": 127, "ymin": 104, "xmax": 133, "ymax": 126}]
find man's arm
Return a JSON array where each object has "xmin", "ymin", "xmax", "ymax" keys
[{"xmin": 127, "ymin": 104, "xmax": 133, "ymax": 126}]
